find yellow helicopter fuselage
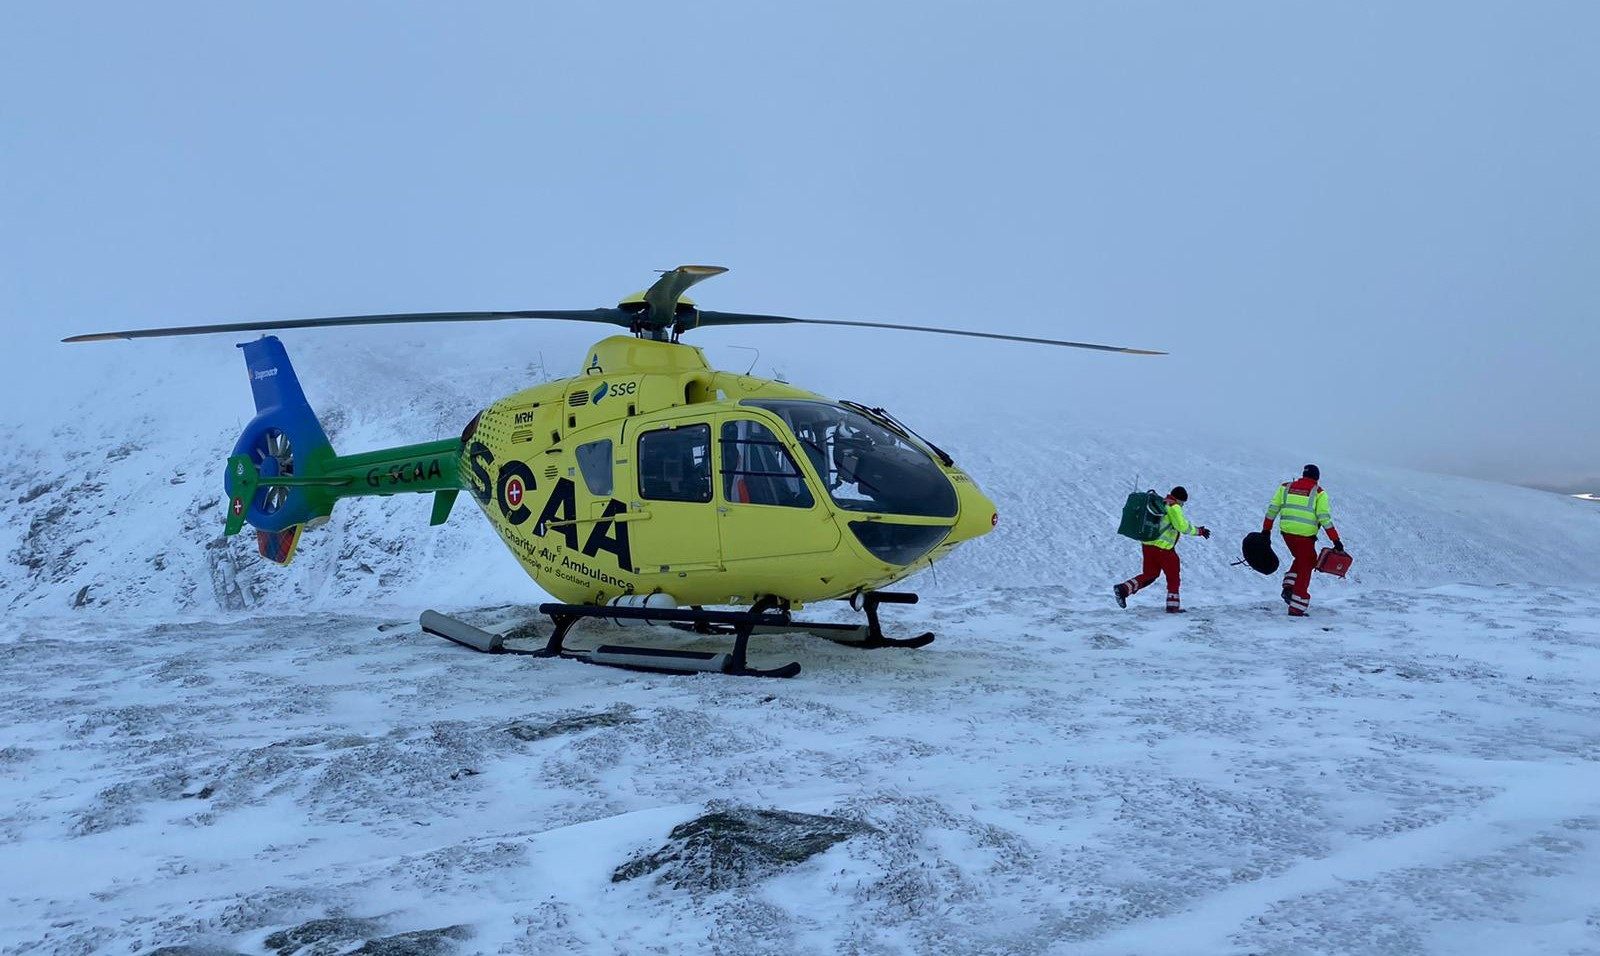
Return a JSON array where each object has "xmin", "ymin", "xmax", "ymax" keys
[
  {"xmin": 459, "ymin": 336, "xmax": 996, "ymax": 608},
  {"xmin": 68, "ymin": 263, "xmax": 1154, "ymax": 675}
]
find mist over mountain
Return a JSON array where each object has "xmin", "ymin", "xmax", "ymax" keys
[{"xmin": 1526, "ymin": 479, "xmax": 1600, "ymax": 498}]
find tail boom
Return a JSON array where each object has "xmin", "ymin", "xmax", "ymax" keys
[{"xmin": 224, "ymin": 440, "xmax": 463, "ymax": 533}]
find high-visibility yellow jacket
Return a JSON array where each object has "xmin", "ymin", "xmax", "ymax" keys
[
  {"xmin": 1145, "ymin": 501, "xmax": 1196, "ymax": 550},
  {"xmin": 1267, "ymin": 479, "xmax": 1334, "ymax": 537}
]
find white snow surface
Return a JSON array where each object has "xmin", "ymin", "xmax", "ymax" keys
[{"xmin": 3, "ymin": 334, "xmax": 1600, "ymax": 954}]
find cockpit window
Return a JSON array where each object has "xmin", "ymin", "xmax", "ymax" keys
[
  {"xmin": 576, "ymin": 438, "xmax": 613, "ymax": 496},
  {"xmin": 743, "ymin": 400, "xmax": 958, "ymax": 518},
  {"xmin": 638, "ymin": 424, "xmax": 712, "ymax": 503},
  {"xmin": 721, "ymin": 419, "xmax": 814, "ymax": 509}
]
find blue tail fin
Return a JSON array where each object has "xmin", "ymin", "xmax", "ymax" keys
[
  {"xmin": 226, "ymin": 336, "xmax": 336, "ymax": 551},
  {"xmin": 241, "ymin": 336, "xmax": 321, "ymax": 419}
]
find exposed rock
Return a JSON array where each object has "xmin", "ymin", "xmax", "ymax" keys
[
  {"xmin": 145, "ymin": 947, "xmax": 248, "ymax": 956},
  {"xmin": 613, "ymin": 804, "xmax": 877, "ymax": 892},
  {"xmin": 349, "ymin": 925, "xmax": 472, "ymax": 955},
  {"xmin": 263, "ymin": 917, "xmax": 383, "ymax": 955},
  {"xmin": 256, "ymin": 920, "xmax": 471, "ymax": 956},
  {"xmin": 12, "ymin": 501, "xmax": 71, "ymax": 573},
  {"xmin": 18, "ymin": 480, "xmax": 60, "ymax": 504},
  {"xmin": 0, "ymin": 744, "xmax": 36, "ymax": 767},
  {"xmin": 505, "ymin": 704, "xmax": 639, "ymax": 742}
]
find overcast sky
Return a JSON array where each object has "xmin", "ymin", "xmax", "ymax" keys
[{"xmin": 3, "ymin": 2, "xmax": 1596, "ymax": 486}]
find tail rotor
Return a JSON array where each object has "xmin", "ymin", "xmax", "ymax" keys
[{"xmin": 255, "ymin": 429, "xmax": 295, "ymax": 516}]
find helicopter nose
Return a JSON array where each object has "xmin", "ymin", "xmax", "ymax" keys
[{"xmin": 947, "ymin": 475, "xmax": 998, "ymax": 544}]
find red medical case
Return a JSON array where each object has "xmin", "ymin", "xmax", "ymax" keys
[{"xmin": 1316, "ymin": 547, "xmax": 1352, "ymax": 577}]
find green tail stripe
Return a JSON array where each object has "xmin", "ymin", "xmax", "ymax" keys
[
  {"xmin": 221, "ymin": 438, "xmax": 463, "ymax": 537},
  {"xmin": 329, "ymin": 439, "xmax": 463, "ymax": 495}
]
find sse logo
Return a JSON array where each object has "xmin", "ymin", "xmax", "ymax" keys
[{"xmin": 591, "ymin": 380, "xmax": 637, "ymax": 405}]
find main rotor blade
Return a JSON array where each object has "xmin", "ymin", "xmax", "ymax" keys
[
  {"xmin": 63, "ymin": 309, "xmax": 633, "ymax": 343},
  {"xmin": 693, "ymin": 311, "xmax": 1166, "ymax": 355},
  {"xmin": 642, "ymin": 265, "xmax": 728, "ymax": 327}
]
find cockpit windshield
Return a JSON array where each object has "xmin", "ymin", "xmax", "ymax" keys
[{"xmin": 744, "ymin": 400, "xmax": 958, "ymax": 518}]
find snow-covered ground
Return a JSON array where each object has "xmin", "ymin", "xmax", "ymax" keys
[
  {"xmin": 3, "ymin": 586, "xmax": 1599, "ymax": 954},
  {"xmin": 4, "ymin": 332, "xmax": 1600, "ymax": 954}
]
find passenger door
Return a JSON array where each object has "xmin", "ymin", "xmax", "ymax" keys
[
  {"xmin": 716, "ymin": 414, "xmax": 840, "ymax": 561},
  {"xmin": 624, "ymin": 418, "xmax": 721, "ymax": 572}
]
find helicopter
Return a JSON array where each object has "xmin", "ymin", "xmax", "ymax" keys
[{"xmin": 66, "ymin": 266, "xmax": 1162, "ymax": 678}]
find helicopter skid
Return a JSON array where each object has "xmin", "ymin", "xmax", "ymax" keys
[
  {"xmin": 668, "ymin": 591, "xmax": 936, "ymax": 649},
  {"xmin": 582, "ymin": 644, "xmax": 801, "ymax": 679},
  {"xmin": 802, "ymin": 623, "xmax": 936, "ymax": 649},
  {"xmin": 421, "ymin": 591, "xmax": 930, "ymax": 678},
  {"xmin": 420, "ymin": 610, "xmax": 507, "ymax": 654},
  {"xmin": 420, "ymin": 600, "xmax": 804, "ymax": 679},
  {"xmin": 729, "ymin": 620, "xmax": 934, "ymax": 649}
]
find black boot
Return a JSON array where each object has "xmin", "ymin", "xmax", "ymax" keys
[{"xmin": 1113, "ymin": 583, "xmax": 1130, "ymax": 609}]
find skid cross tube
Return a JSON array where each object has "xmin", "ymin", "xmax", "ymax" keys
[
  {"xmin": 665, "ymin": 590, "xmax": 935, "ymax": 649},
  {"xmin": 534, "ymin": 596, "xmax": 800, "ymax": 678}
]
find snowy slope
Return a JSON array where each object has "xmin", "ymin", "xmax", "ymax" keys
[
  {"xmin": 4, "ymin": 334, "xmax": 1600, "ymax": 955},
  {"xmin": 3, "ymin": 587, "xmax": 1599, "ymax": 954},
  {"xmin": 4, "ymin": 331, "xmax": 1598, "ymax": 618}
]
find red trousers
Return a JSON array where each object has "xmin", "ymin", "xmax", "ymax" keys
[
  {"xmin": 1122, "ymin": 544, "xmax": 1181, "ymax": 610},
  {"xmin": 1282, "ymin": 533, "xmax": 1318, "ymax": 615}
]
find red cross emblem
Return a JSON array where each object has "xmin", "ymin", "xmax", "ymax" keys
[
  {"xmin": 232, "ymin": 498, "xmax": 245, "ymax": 516},
  {"xmin": 505, "ymin": 477, "xmax": 524, "ymax": 508}
]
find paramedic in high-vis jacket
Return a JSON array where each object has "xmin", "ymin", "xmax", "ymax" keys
[
  {"xmin": 1263, "ymin": 464, "xmax": 1345, "ymax": 617},
  {"xmin": 1114, "ymin": 486, "xmax": 1211, "ymax": 614}
]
